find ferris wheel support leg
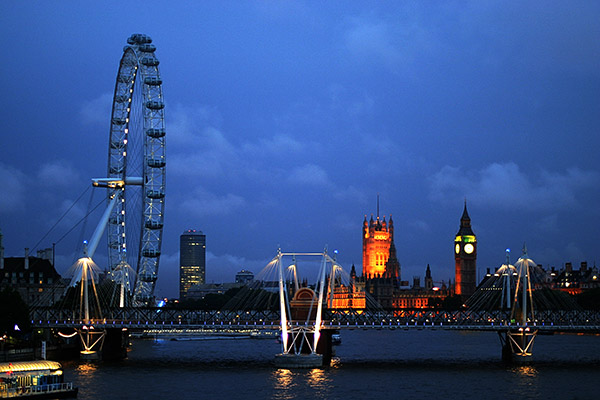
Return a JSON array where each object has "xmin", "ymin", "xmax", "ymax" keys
[{"xmin": 86, "ymin": 194, "xmax": 120, "ymax": 259}]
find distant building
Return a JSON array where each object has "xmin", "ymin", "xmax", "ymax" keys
[
  {"xmin": 235, "ymin": 270, "xmax": 254, "ymax": 284},
  {"xmin": 0, "ymin": 247, "xmax": 66, "ymax": 306},
  {"xmin": 331, "ymin": 203, "xmax": 447, "ymax": 310},
  {"xmin": 186, "ymin": 282, "xmax": 244, "ymax": 300},
  {"xmin": 454, "ymin": 201, "xmax": 477, "ymax": 298},
  {"xmin": 541, "ymin": 261, "xmax": 600, "ymax": 295},
  {"xmin": 362, "ymin": 211, "xmax": 400, "ymax": 279},
  {"xmin": 179, "ymin": 229, "xmax": 206, "ymax": 299}
]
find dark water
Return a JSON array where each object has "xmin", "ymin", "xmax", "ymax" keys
[{"xmin": 63, "ymin": 330, "xmax": 600, "ymax": 399}]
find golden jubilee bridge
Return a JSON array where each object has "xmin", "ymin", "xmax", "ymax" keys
[
  {"xmin": 29, "ymin": 249, "xmax": 600, "ymax": 368},
  {"xmin": 28, "ymin": 33, "xmax": 599, "ymax": 367}
]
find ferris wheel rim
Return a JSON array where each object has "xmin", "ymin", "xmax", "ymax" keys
[{"xmin": 105, "ymin": 33, "xmax": 166, "ymax": 305}]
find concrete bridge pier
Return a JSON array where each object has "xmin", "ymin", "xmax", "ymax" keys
[
  {"xmin": 315, "ymin": 328, "xmax": 335, "ymax": 367},
  {"xmin": 101, "ymin": 328, "xmax": 129, "ymax": 360},
  {"xmin": 274, "ymin": 328, "xmax": 335, "ymax": 368},
  {"xmin": 499, "ymin": 328, "xmax": 537, "ymax": 363}
]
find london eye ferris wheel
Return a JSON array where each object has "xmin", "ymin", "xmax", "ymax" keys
[{"xmin": 89, "ymin": 33, "xmax": 166, "ymax": 306}]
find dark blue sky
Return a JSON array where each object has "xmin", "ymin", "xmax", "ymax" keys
[{"xmin": 1, "ymin": 2, "xmax": 599, "ymax": 298}]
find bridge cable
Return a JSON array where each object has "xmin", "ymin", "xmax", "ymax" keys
[
  {"xmin": 29, "ymin": 185, "xmax": 90, "ymax": 254},
  {"xmin": 54, "ymin": 195, "xmax": 107, "ymax": 248}
]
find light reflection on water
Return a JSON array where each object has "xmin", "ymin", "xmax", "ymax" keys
[
  {"xmin": 512, "ymin": 365, "xmax": 538, "ymax": 378},
  {"xmin": 75, "ymin": 362, "xmax": 98, "ymax": 376},
  {"xmin": 273, "ymin": 368, "xmax": 294, "ymax": 390},
  {"xmin": 63, "ymin": 330, "xmax": 600, "ymax": 400},
  {"xmin": 307, "ymin": 368, "xmax": 329, "ymax": 389},
  {"xmin": 511, "ymin": 365, "xmax": 539, "ymax": 392}
]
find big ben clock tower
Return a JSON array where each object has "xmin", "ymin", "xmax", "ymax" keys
[{"xmin": 454, "ymin": 201, "xmax": 477, "ymax": 298}]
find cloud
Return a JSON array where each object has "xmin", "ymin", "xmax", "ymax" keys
[
  {"xmin": 536, "ymin": 214, "xmax": 559, "ymax": 235},
  {"xmin": 179, "ymin": 188, "xmax": 246, "ymax": 217},
  {"xmin": 37, "ymin": 161, "xmax": 80, "ymax": 187},
  {"xmin": 54, "ymin": 198, "xmax": 87, "ymax": 230},
  {"xmin": 81, "ymin": 93, "xmax": 113, "ymax": 125},
  {"xmin": 205, "ymin": 252, "xmax": 271, "ymax": 284},
  {"xmin": 429, "ymin": 162, "xmax": 599, "ymax": 211},
  {"xmin": 0, "ymin": 163, "xmax": 27, "ymax": 212},
  {"xmin": 333, "ymin": 185, "xmax": 367, "ymax": 202},
  {"xmin": 169, "ymin": 126, "xmax": 238, "ymax": 179},
  {"xmin": 167, "ymin": 104, "xmax": 223, "ymax": 145},
  {"xmin": 243, "ymin": 134, "xmax": 306, "ymax": 155},
  {"xmin": 326, "ymin": 84, "xmax": 375, "ymax": 117},
  {"xmin": 410, "ymin": 220, "xmax": 431, "ymax": 233},
  {"xmin": 153, "ymin": 251, "xmax": 180, "ymax": 299},
  {"xmin": 565, "ymin": 242, "xmax": 585, "ymax": 263},
  {"xmin": 288, "ymin": 164, "xmax": 330, "ymax": 186},
  {"xmin": 344, "ymin": 20, "xmax": 401, "ymax": 67}
]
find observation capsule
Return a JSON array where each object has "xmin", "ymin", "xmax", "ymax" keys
[
  {"xmin": 146, "ymin": 128, "xmax": 166, "ymax": 138},
  {"xmin": 141, "ymin": 57, "xmax": 159, "ymax": 67},
  {"xmin": 144, "ymin": 76, "xmax": 162, "ymax": 86},
  {"xmin": 147, "ymin": 158, "xmax": 166, "ymax": 168},
  {"xmin": 145, "ymin": 100, "xmax": 164, "ymax": 110}
]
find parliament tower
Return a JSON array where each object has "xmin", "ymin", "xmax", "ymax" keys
[
  {"xmin": 362, "ymin": 208, "xmax": 400, "ymax": 279},
  {"xmin": 454, "ymin": 202, "xmax": 477, "ymax": 298}
]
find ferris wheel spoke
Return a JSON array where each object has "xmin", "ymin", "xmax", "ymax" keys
[{"xmin": 99, "ymin": 33, "xmax": 165, "ymax": 307}]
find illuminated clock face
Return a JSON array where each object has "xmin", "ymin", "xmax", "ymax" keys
[
  {"xmin": 464, "ymin": 243, "xmax": 474, "ymax": 254},
  {"xmin": 455, "ymin": 244, "xmax": 460, "ymax": 254}
]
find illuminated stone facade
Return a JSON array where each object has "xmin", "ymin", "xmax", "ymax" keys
[
  {"xmin": 328, "ymin": 210, "xmax": 449, "ymax": 310},
  {"xmin": 454, "ymin": 203, "xmax": 477, "ymax": 298},
  {"xmin": 362, "ymin": 215, "xmax": 399, "ymax": 279}
]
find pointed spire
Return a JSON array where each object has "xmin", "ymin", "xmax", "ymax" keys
[
  {"xmin": 522, "ymin": 242, "xmax": 528, "ymax": 258},
  {"xmin": 456, "ymin": 201, "xmax": 475, "ymax": 236},
  {"xmin": 461, "ymin": 199, "xmax": 470, "ymax": 221}
]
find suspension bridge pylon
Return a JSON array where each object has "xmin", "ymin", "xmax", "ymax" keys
[
  {"xmin": 272, "ymin": 249, "xmax": 341, "ymax": 368},
  {"xmin": 499, "ymin": 244, "xmax": 538, "ymax": 363}
]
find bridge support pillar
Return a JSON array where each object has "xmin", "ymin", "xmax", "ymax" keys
[
  {"xmin": 315, "ymin": 328, "xmax": 335, "ymax": 367},
  {"xmin": 78, "ymin": 327, "xmax": 106, "ymax": 361},
  {"xmin": 102, "ymin": 328, "xmax": 129, "ymax": 360},
  {"xmin": 274, "ymin": 328, "xmax": 335, "ymax": 368},
  {"xmin": 499, "ymin": 328, "xmax": 537, "ymax": 363}
]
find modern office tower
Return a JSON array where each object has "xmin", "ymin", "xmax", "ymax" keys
[{"xmin": 179, "ymin": 229, "xmax": 206, "ymax": 299}]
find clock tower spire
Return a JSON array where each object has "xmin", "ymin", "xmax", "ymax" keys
[{"xmin": 454, "ymin": 200, "xmax": 477, "ymax": 298}]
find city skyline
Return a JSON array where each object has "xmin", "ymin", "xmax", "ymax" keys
[{"xmin": 1, "ymin": 2, "xmax": 599, "ymax": 299}]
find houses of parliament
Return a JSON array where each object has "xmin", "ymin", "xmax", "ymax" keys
[{"xmin": 331, "ymin": 202, "xmax": 476, "ymax": 309}]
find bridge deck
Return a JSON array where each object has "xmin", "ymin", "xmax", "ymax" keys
[{"xmin": 29, "ymin": 307, "xmax": 600, "ymax": 334}]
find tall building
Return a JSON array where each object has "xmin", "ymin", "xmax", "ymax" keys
[
  {"xmin": 179, "ymin": 229, "xmax": 206, "ymax": 299},
  {"xmin": 454, "ymin": 202, "xmax": 477, "ymax": 298},
  {"xmin": 362, "ymin": 213, "xmax": 399, "ymax": 279}
]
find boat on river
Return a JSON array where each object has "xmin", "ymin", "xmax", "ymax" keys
[{"xmin": 0, "ymin": 360, "xmax": 77, "ymax": 398}]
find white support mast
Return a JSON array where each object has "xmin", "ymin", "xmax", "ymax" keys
[
  {"xmin": 85, "ymin": 194, "xmax": 119, "ymax": 259},
  {"xmin": 502, "ymin": 248, "xmax": 512, "ymax": 309},
  {"xmin": 313, "ymin": 252, "xmax": 329, "ymax": 352},
  {"xmin": 276, "ymin": 251, "xmax": 289, "ymax": 353}
]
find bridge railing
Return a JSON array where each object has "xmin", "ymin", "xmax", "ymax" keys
[{"xmin": 30, "ymin": 306, "xmax": 600, "ymax": 330}]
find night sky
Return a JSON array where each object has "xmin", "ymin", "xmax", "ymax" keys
[{"xmin": 1, "ymin": 2, "xmax": 599, "ymax": 299}]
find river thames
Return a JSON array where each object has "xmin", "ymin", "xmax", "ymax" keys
[{"xmin": 62, "ymin": 329, "xmax": 600, "ymax": 399}]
